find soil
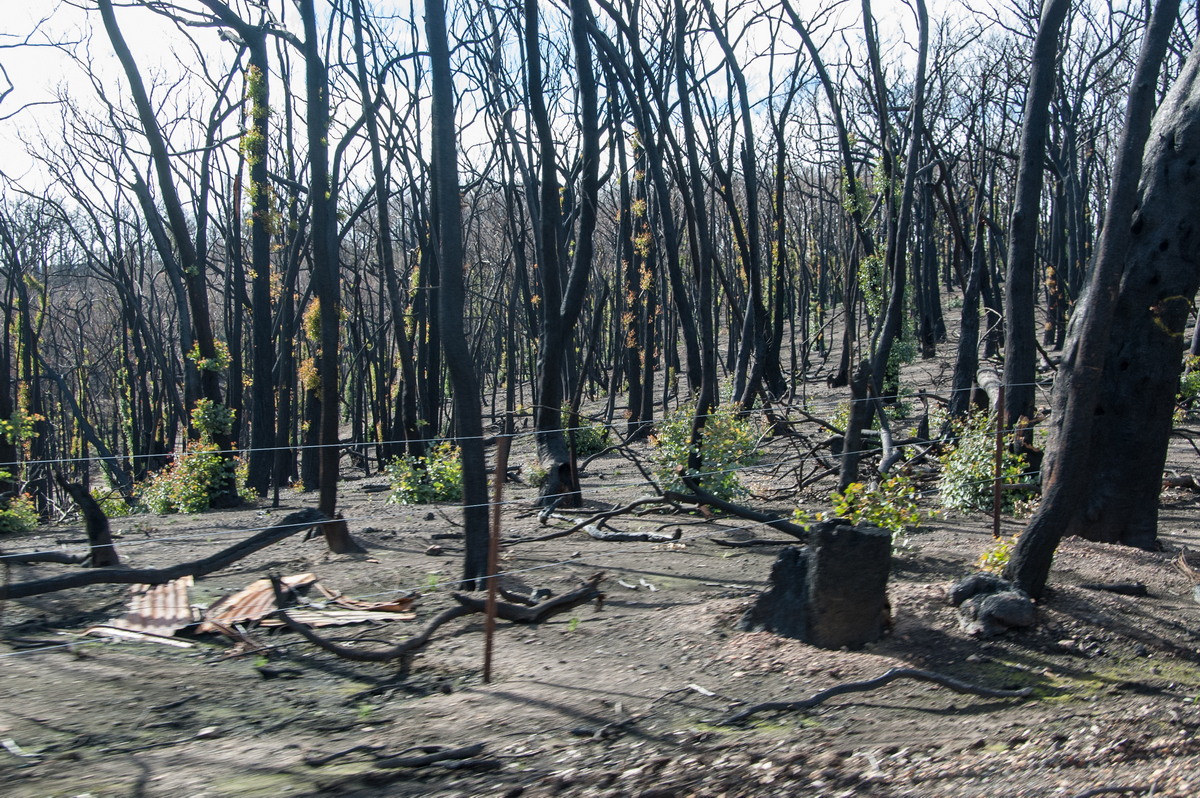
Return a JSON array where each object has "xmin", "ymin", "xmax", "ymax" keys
[{"xmin": 5, "ymin": 393, "xmax": 1200, "ymax": 796}]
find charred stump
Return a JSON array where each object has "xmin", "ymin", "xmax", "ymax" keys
[
  {"xmin": 55, "ymin": 474, "xmax": 120, "ymax": 568},
  {"xmin": 740, "ymin": 520, "xmax": 891, "ymax": 649}
]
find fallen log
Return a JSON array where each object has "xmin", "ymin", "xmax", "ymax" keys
[{"xmin": 0, "ymin": 508, "xmax": 326, "ymax": 600}]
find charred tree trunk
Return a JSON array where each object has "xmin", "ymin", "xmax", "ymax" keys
[
  {"xmin": 297, "ymin": 0, "xmax": 360, "ymax": 552},
  {"xmin": 1006, "ymin": 0, "xmax": 1182, "ymax": 597},
  {"xmin": 426, "ymin": 0, "xmax": 490, "ymax": 586},
  {"xmin": 1002, "ymin": 0, "xmax": 1070, "ymax": 434}
]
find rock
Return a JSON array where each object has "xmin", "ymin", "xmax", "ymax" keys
[
  {"xmin": 948, "ymin": 573, "xmax": 1011, "ymax": 606},
  {"xmin": 959, "ymin": 589, "xmax": 1036, "ymax": 637}
]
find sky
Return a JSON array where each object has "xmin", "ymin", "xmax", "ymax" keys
[{"xmin": 0, "ymin": 0, "xmax": 938, "ymax": 189}]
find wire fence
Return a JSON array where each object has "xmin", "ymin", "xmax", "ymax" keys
[
  {"xmin": 0, "ymin": 421, "xmax": 1033, "ymax": 561},
  {"xmin": 0, "ymin": 381, "xmax": 1051, "ymax": 473},
  {"xmin": 0, "ymin": 382, "xmax": 1064, "ymax": 660}
]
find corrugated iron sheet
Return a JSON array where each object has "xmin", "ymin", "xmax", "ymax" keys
[
  {"xmin": 197, "ymin": 573, "xmax": 317, "ymax": 633},
  {"xmin": 261, "ymin": 608, "xmax": 416, "ymax": 627},
  {"xmin": 107, "ymin": 576, "xmax": 196, "ymax": 635}
]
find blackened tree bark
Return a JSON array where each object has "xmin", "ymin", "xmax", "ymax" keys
[
  {"xmin": 97, "ymin": 0, "xmax": 240, "ymax": 508},
  {"xmin": 426, "ymin": 0, "xmax": 490, "ymax": 587},
  {"xmin": 698, "ymin": 0, "xmax": 770, "ymax": 411},
  {"xmin": 348, "ymin": 0, "xmax": 423, "ymax": 462},
  {"xmin": 197, "ymin": 0, "xmax": 275, "ymax": 498},
  {"xmin": 585, "ymin": 3, "xmax": 705, "ymax": 401},
  {"xmin": 869, "ymin": 0, "xmax": 928, "ymax": 397},
  {"xmin": 672, "ymin": 0, "xmax": 720, "ymax": 476},
  {"xmin": 949, "ymin": 191, "xmax": 988, "ymax": 419},
  {"xmin": 1002, "ymin": 0, "xmax": 1070, "ymax": 434},
  {"xmin": 524, "ymin": 0, "xmax": 599, "ymax": 507},
  {"xmin": 296, "ymin": 0, "xmax": 361, "ymax": 552},
  {"xmin": 1006, "ymin": 0, "xmax": 1182, "ymax": 598}
]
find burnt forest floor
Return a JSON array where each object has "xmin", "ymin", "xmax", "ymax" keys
[{"xmin": 5, "ymin": 357, "xmax": 1200, "ymax": 797}]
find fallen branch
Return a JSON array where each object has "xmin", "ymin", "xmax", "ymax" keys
[
  {"xmin": 670, "ymin": 475, "xmax": 807, "ymax": 540},
  {"xmin": 1163, "ymin": 473, "xmax": 1200, "ymax": 491},
  {"xmin": 269, "ymin": 574, "xmax": 605, "ymax": 664},
  {"xmin": 510, "ymin": 496, "xmax": 683, "ymax": 544},
  {"xmin": 452, "ymin": 573, "xmax": 605, "ymax": 622},
  {"xmin": 375, "ymin": 743, "xmax": 487, "ymax": 769},
  {"xmin": 0, "ymin": 508, "xmax": 327, "ymax": 600},
  {"xmin": 725, "ymin": 667, "xmax": 1033, "ymax": 724},
  {"xmin": 1, "ymin": 551, "xmax": 88, "ymax": 566},
  {"xmin": 1070, "ymin": 788, "xmax": 1153, "ymax": 798},
  {"xmin": 269, "ymin": 580, "xmax": 470, "ymax": 664},
  {"xmin": 303, "ymin": 743, "xmax": 384, "ymax": 767},
  {"xmin": 712, "ymin": 538, "xmax": 795, "ymax": 549},
  {"xmin": 1079, "ymin": 582, "xmax": 1148, "ymax": 597},
  {"xmin": 539, "ymin": 509, "xmax": 681, "ymax": 543},
  {"xmin": 585, "ymin": 527, "xmax": 679, "ymax": 542}
]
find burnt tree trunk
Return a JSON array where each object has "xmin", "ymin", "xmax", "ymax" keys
[
  {"xmin": 1006, "ymin": 0, "xmax": 1183, "ymax": 597},
  {"xmin": 740, "ymin": 521, "xmax": 891, "ymax": 650},
  {"xmin": 427, "ymin": 0, "xmax": 490, "ymax": 586},
  {"xmin": 1002, "ymin": 0, "xmax": 1070, "ymax": 434}
]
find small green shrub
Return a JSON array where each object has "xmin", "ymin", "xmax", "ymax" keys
[
  {"xmin": 385, "ymin": 441, "xmax": 463, "ymax": 504},
  {"xmin": 93, "ymin": 487, "xmax": 132, "ymax": 519},
  {"xmin": 794, "ymin": 475, "xmax": 928, "ymax": 546},
  {"xmin": 1178, "ymin": 355, "xmax": 1200, "ymax": 420},
  {"xmin": 566, "ymin": 412, "xmax": 610, "ymax": 458},
  {"xmin": 978, "ymin": 534, "xmax": 1020, "ymax": 574},
  {"xmin": 831, "ymin": 475, "xmax": 925, "ymax": 535},
  {"xmin": 0, "ymin": 492, "xmax": 39, "ymax": 535},
  {"xmin": 651, "ymin": 403, "xmax": 759, "ymax": 500},
  {"xmin": 137, "ymin": 446, "xmax": 237, "ymax": 514},
  {"xmin": 831, "ymin": 400, "xmax": 878, "ymax": 434},
  {"xmin": 938, "ymin": 410, "xmax": 1028, "ymax": 513},
  {"xmin": 524, "ymin": 462, "xmax": 549, "ymax": 489}
]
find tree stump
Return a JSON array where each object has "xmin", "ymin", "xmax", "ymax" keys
[{"xmin": 739, "ymin": 520, "xmax": 891, "ymax": 649}]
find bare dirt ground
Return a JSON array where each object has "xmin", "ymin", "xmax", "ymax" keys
[{"xmin": 5, "ymin": 380, "xmax": 1200, "ymax": 797}]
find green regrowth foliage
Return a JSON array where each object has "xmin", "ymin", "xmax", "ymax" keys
[
  {"xmin": 566, "ymin": 409, "xmax": 609, "ymax": 459},
  {"xmin": 385, "ymin": 440, "xmax": 464, "ymax": 504},
  {"xmin": 651, "ymin": 403, "xmax": 760, "ymax": 501},
  {"xmin": 137, "ymin": 445, "xmax": 252, "ymax": 514},
  {"xmin": 0, "ymin": 493, "xmax": 39, "ymax": 535},
  {"xmin": 795, "ymin": 475, "xmax": 928, "ymax": 546},
  {"xmin": 1176, "ymin": 354, "xmax": 1200, "ymax": 420},
  {"xmin": 977, "ymin": 534, "xmax": 1020, "ymax": 574},
  {"xmin": 190, "ymin": 399, "xmax": 235, "ymax": 442},
  {"xmin": 938, "ymin": 410, "xmax": 1028, "ymax": 513}
]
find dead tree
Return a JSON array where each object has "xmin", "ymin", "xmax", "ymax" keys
[{"xmin": 1006, "ymin": 0, "xmax": 1183, "ymax": 597}]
